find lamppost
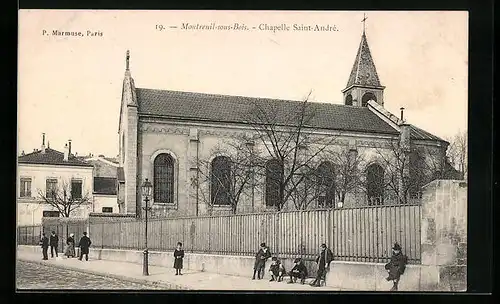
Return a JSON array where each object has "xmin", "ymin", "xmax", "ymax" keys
[{"xmin": 141, "ymin": 178, "xmax": 153, "ymax": 276}]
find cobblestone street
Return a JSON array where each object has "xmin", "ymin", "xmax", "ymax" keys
[{"xmin": 16, "ymin": 261, "xmax": 162, "ymax": 290}]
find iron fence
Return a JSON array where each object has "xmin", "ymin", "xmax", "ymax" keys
[
  {"xmin": 89, "ymin": 204, "xmax": 421, "ymax": 264},
  {"xmin": 17, "ymin": 225, "xmax": 43, "ymax": 246}
]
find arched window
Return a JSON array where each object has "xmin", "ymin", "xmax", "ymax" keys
[
  {"xmin": 316, "ymin": 162, "xmax": 336, "ymax": 208},
  {"xmin": 266, "ymin": 159, "xmax": 283, "ymax": 207},
  {"xmin": 361, "ymin": 92, "xmax": 377, "ymax": 107},
  {"xmin": 345, "ymin": 94, "xmax": 353, "ymax": 106},
  {"xmin": 409, "ymin": 151, "xmax": 426, "ymax": 199},
  {"xmin": 211, "ymin": 156, "xmax": 232, "ymax": 206},
  {"xmin": 366, "ymin": 163, "xmax": 384, "ymax": 205},
  {"xmin": 153, "ymin": 153, "xmax": 175, "ymax": 204}
]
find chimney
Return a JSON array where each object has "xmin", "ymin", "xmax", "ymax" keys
[
  {"xmin": 64, "ymin": 143, "xmax": 69, "ymax": 161},
  {"xmin": 68, "ymin": 139, "xmax": 72, "ymax": 158},
  {"xmin": 21, "ymin": 150, "xmax": 25, "ymax": 156},
  {"xmin": 41, "ymin": 133, "xmax": 46, "ymax": 153},
  {"xmin": 400, "ymin": 107, "xmax": 405, "ymax": 122}
]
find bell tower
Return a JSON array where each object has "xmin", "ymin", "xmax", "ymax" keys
[{"xmin": 342, "ymin": 14, "xmax": 385, "ymax": 107}]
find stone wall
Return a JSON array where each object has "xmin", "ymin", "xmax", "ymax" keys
[{"xmin": 420, "ymin": 179, "xmax": 467, "ymax": 291}]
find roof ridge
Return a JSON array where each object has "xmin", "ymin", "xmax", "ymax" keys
[{"xmin": 136, "ymin": 87, "xmax": 364, "ymax": 109}]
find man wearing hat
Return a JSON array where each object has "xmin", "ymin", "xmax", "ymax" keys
[
  {"xmin": 78, "ymin": 231, "xmax": 92, "ymax": 261},
  {"xmin": 252, "ymin": 242, "xmax": 271, "ymax": 280},
  {"xmin": 310, "ymin": 243, "xmax": 334, "ymax": 287},
  {"xmin": 384, "ymin": 242, "xmax": 408, "ymax": 291},
  {"xmin": 40, "ymin": 233, "xmax": 49, "ymax": 260},
  {"xmin": 287, "ymin": 257, "xmax": 308, "ymax": 284}
]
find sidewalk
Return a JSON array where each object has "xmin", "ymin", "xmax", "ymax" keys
[{"xmin": 17, "ymin": 250, "xmax": 347, "ymax": 291}]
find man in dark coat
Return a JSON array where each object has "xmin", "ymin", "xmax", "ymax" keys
[
  {"xmin": 78, "ymin": 232, "xmax": 92, "ymax": 261},
  {"xmin": 49, "ymin": 231, "xmax": 59, "ymax": 258},
  {"xmin": 288, "ymin": 258, "xmax": 308, "ymax": 284},
  {"xmin": 40, "ymin": 233, "xmax": 49, "ymax": 260},
  {"xmin": 252, "ymin": 242, "xmax": 271, "ymax": 280},
  {"xmin": 310, "ymin": 243, "xmax": 334, "ymax": 287},
  {"xmin": 384, "ymin": 242, "xmax": 408, "ymax": 291}
]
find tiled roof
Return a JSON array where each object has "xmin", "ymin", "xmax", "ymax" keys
[
  {"xmin": 94, "ymin": 177, "xmax": 117, "ymax": 195},
  {"xmin": 410, "ymin": 125, "xmax": 447, "ymax": 143},
  {"xmin": 136, "ymin": 88, "xmax": 399, "ymax": 135},
  {"xmin": 18, "ymin": 148, "xmax": 94, "ymax": 167},
  {"xmin": 117, "ymin": 167, "xmax": 125, "ymax": 182},
  {"xmin": 345, "ymin": 33, "xmax": 383, "ymax": 88},
  {"xmin": 103, "ymin": 157, "xmax": 119, "ymax": 164}
]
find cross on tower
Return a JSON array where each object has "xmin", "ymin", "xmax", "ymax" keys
[
  {"xmin": 361, "ymin": 13, "xmax": 368, "ymax": 34},
  {"xmin": 126, "ymin": 50, "xmax": 130, "ymax": 70}
]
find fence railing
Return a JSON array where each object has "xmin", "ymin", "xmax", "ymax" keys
[
  {"xmin": 17, "ymin": 225, "xmax": 43, "ymax": 246},
  {"xmin": 88, "ymin": 204, "xmax": 421, "ymax": 264},
  {"xmin": 17, "ymin": 219, "xmax": 89, "ymax": 253}
]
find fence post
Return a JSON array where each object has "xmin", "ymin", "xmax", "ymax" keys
[
  {"xmin": 119, "ymin": 221, "xmax": 122, "ymax": 249},
  {"xmin": 101, "ymin": 222, "xmax": 104, "ymax": 249}
]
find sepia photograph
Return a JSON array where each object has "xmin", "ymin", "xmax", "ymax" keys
[{"xmin": 17, "ymin": 10, "xmax": 468, "ymax": 292}]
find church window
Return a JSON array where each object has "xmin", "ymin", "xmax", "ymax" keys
[
  {"xmin": 361, "ymin": 92, "xmax": 377, "ymax": 107},
  {"xmin": 316, "ymin": 162, "xmax": 336, "ymax": 208},
  {"xmin": 345, "ymin": 94, "xmax": 353, "ymax": 106},
  {"xmin": 265, "ymin": 159, "xmax": 283, "ymax": 207},
  {"xmin": 210, "ymin": 156, "xmax": 232, "ymax": 206},
  {"xmin": 366, "ymin": 163, "xmax": 384, "ymax": 205},
  {"xmin": 153, "ymin": 153, "xmax": 175, "ymax": 204}
]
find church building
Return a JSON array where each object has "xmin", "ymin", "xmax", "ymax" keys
[{"xmin": 117, "ymin": 29, "xmax": 453, "ymax": 218}]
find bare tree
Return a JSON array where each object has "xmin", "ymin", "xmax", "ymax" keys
[
  {"xmin": 242, "ymin": 91, "xmax": 338, "ymax": 211},
  {"xmin": 328, "ymin": 148, "xmax": 366, "ymax": 204},
  {"xmin": 446, "ymin": 130, "xmax": 467, "ymax": 179},
  {"xmin": 37, "ymin": 179, "xmax": 92, "ymax": 217},
  {"xmin": 372, "ymin": 140, "xmax": 444, "ymax": 205},
  {"xmin": 191, "ymin": 138, "xmax": 257, "ymax": 214}
]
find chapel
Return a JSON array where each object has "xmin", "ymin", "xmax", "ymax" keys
[{"xmin": 117, "ymin": 29, "xmax": 455, "ymax": 217}]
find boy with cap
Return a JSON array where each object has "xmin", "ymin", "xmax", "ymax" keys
[
  {"xmin": 252, "ymin": 242, "xmax": 271, "ymax": 280},
  {"xmin": 384, "ymin": 242, "xmax": 408, "ymax": 291},
  {"xmin": 268, "ymin": 257, "xmax": 286, "ymax": 282},
  {"xmin": 288, "ymin": 257, "xmax": 308, "ymax": 284}
]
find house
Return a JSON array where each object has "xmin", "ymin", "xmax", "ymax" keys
[
  {"xmin": 17, "ymin": 135, "xmax": 94, "ymax": 225},
  {"xmin": 80, "ymin": 155, "xmax": 121, "ymax": 214}
]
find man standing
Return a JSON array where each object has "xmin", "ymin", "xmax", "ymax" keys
[
  {"xmin": 40, "ymin": 233, "xmax": 49, "ymax": 260},
  {"xmin": 78, "ymin": 231, "xmax": 92, "ymax": 261},
  {"xmin": 49, "ymin": 231, "xmax": 59, "ymax": 258},
  {"xmin": 310, "ymin": 243, "xmax": 334, "ymax": 287},
  {"xmin": 252, "ymin": 242, "xmax": 271, "ymax": 280}
]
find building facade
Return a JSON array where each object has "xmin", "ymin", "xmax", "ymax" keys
[
  {"xmin": 17, "ymin": 137, "xmax": 94, "ymax": 225},
  {"xmin": 118, "ymin": 30, "xmax": 453, "ymax": 218},
  {"xmin": 80, "ymin": 155, "xmax": 120, "ymax": 214}
]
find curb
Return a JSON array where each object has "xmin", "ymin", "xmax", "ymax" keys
[{"xmin": 18, "ymin": 258, "xmax": 192, "ymax": 290}]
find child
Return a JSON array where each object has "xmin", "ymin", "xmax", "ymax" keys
[
  {"xmin": 288, "ymin": 257, "xmax": 308, "ymax": 284},
  {"xmin": 173, "ymin": 242, "xmax": 185, "ymax": 275},
  {"xmin": 268, "ymin": 257, "xmax": 286, "ymax": 282},
  {"xmin": 384, "ymin": 242, "xmax": 408, "ymax": 291},
  {"xmin": 252, "ymin": 242, "xmax": 271, "ymax": 280}
]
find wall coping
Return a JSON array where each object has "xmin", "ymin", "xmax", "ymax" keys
[{"xmin": 94, "ymin": 247, "xmax": 420, "ymax": 268}]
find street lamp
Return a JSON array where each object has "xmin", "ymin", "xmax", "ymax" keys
[{"xmin": 141, "ymin": 178, "xmax": 153, "ymax": 276}]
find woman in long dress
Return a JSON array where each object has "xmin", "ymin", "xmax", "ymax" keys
[{"xmin": 65, "ymin": 233, "xmax": 76, "ymax": 258}]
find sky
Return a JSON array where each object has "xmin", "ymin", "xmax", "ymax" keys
[{"xmin": 18, "ymin": 10, "xmax": 468, "ymax": 157}]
